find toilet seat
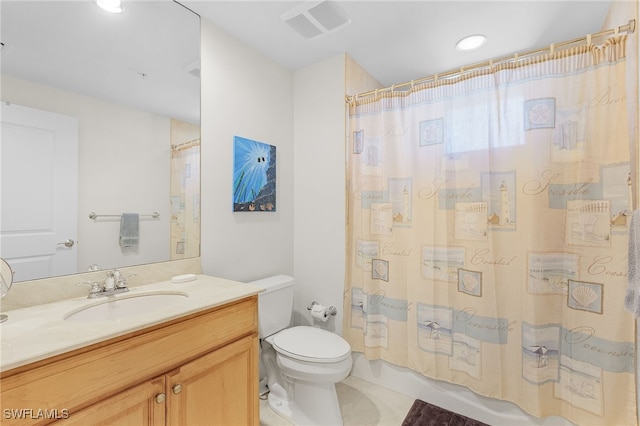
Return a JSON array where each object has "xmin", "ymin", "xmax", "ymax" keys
[{"xmin": 269, "ymin": 326, "xmax": 351, "ymax": 363}]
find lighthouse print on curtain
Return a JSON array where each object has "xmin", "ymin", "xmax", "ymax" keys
[{"xmin": 233, "ymin": 136, "xmax": 276, "ymax": 212}]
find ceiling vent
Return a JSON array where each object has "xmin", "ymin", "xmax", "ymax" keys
[{"xmin": 281, "ymin": 1, "xmax": 350, "ymax": 39}]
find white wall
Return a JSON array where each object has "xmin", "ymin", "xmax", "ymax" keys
[
  {"xmin": 199, "ymin": 20, "xmax": 346, "ymax": 325},
  {"xmin": 1, "ymin": 75, "xmax": 170, "ymax": 273},
  {"xmin": 292, "ymin": 54, "xmax": 347, "ymax": 331},
  {"xmin": 199, "ymin": 19, "xmax": 294, "ymax": 282}
]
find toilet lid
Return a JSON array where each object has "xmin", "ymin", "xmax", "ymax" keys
[{"xmin": 270, "ymin": 326, "xmax": 351, "ymax": 363}]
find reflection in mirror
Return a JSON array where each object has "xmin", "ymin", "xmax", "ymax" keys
[
  {"xmin": 0, "ymin": 258, "xmax": 13, "ymax": 321},
  {"xmin": 0, "ymin": 1, "xmax": 201, "ymax": 282}
]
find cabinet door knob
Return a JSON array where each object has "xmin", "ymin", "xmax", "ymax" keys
[
  {"xmin": 172, "ymin": 384, "xmax": 182, "ymax": 394},
  {"xmin": 155, "ymin": 393, "xmax": 166, "ymax": 403}
]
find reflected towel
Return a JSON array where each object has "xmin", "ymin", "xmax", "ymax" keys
[
  {"xmin": 624, "ymin": 210, "xmax": 640, "ymax": 317},
  {"xmin": 119, "ymin": 213, "xmax": 139, "ymax": 248}
]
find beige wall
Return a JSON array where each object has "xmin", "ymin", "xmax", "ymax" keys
[{"xmin": 346, "ymin": 55, "xmax": 384, "ymax": 96}]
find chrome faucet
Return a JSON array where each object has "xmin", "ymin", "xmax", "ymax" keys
[{"xmin": 83, "ymin": 269, "xmax": 130, "ymax": 299}]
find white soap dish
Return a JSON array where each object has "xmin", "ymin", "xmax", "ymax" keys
[{"xmin": 171, "ymin": 274, "xmax": 197, "ymax": 284}]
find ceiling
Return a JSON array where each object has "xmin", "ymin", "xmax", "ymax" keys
[
  {"xmin": 1, "ymin": 0, "xmax": 617, "ymax": 123},
  {"xmin": 185, "ymin": 0, "xmax": 615, "ymax": 88},
  {"xmin": 1, "ymin": 0, "xmax": 200, "ymax": 124}
]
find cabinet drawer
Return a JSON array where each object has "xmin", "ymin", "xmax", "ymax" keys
[{"xmin": 0, "ymin": 296, "xmax": 257, "ymax": 426}]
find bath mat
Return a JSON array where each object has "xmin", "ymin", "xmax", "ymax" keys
[{"xmin": 401, "ymin": 399, "xmax": 489, "ymax": 426}]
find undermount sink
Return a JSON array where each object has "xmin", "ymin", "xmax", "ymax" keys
[{"xmin": 64, "ymin": 292, "xmax": 189, "ymax": 322}]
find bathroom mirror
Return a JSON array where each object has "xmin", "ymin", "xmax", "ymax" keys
[
  {"xmin": 0, "ymin": 1, "xmax": 201, "ymax": 282},
  {"xmin": 0, "ymin": 258, "xmax": 13, "ymax": 321}
]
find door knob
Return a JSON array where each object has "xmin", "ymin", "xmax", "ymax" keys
[
  {"xmin": 155, "ymin": 393, "xmax": 166, "ymax": 403},
  {"xmin": 172, "ymin": 384, "xmax": 182, "ymax": 394},
  {"xmin": 57, "ymin": 239, "xmax": 75, "ymax": 248}
]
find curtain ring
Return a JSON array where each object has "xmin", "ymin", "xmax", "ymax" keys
[
  {"xmin": 434, "ymin": 73, "xmax": 438, "ymax": 82},
  {"xmin": 410, "ymin": 80, "xmax": 415, "ymax": 89},
  {"xmin": 549, "ymin": 43, "xmax": 555, "ymax": 55},
  {"xmin": 586, "ymin": 34, "xmax": 592, "ymax": 46}
]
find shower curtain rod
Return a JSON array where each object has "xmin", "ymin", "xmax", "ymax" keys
[
  {"xmin": 346, "ymin": 19, "xmax": 636, "ymax": 103},
  {"xmin": 171, "ymin": 137, "xmax": 201, "ymax": 152}
]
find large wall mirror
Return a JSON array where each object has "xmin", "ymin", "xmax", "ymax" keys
[{"xmin": 0, "ymin": 1, "xmax": 201, "ymax": 282}]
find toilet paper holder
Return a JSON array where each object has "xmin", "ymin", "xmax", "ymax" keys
[{"xmin": 307, "ymin": 301, "xmax": 337, "ymax": 317}]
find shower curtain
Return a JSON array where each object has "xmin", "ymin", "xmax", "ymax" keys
[
  {"xmin": 170, "ymin": 141, "xmax": 201, "ymax": 259},
  {"xmin": 344, "ymin": 36, "xmax": 636, "ymax": 425}
]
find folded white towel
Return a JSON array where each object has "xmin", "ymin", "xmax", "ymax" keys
[
  {"xmin": 119, "ymin": 213, "xmax": 139, "ymax": 248},
  {"xmin": 624, "ymin": 210, "xmax": 640, "ymax": 317}
]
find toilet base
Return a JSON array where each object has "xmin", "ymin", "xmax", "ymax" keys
[
  {"xmin": 267, "ymin": 380, "xmax": 343, "ymax": 426},
  {"xmin": 260, "ymin": 330, "xmax": 352, "ymax": 425}
]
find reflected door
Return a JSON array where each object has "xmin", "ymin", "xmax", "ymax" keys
[{"xmin": 0, "ymin": 103, "xmax": 78, "ymax": 281}]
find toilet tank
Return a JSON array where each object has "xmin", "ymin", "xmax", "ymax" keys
[{"xmin": 248, "ymin": 275, "xmax": 295, "ymax": 338}]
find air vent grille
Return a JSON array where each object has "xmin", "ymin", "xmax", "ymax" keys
[
  {"xmin": 281, "ymin": 1, "xmax": 350, "ymax": 39},
  {"xmin": 308, "ymin": 1, "xmax": 348, "ymax": 31},
  {"xmin": 285, "ymin": 14, "xmax": 323, "ymax": 39}
]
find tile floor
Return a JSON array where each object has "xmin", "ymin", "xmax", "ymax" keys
[{"xmin": 259, "ymin": 375, "xmax": 415, "ymax": 426}]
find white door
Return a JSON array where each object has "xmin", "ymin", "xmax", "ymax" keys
[{"xmin": 1, "ymin": 103, "xmax": 78, "ymax": 281}]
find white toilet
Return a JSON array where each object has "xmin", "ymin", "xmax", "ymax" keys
[{"xmin": 250, "ymin": 275, "xmax": 352, "ymax": 426}]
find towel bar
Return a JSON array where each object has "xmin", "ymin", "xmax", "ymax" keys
[{"xmin": 89, "ymin": 212, "xmax": 160, "ymax": 220}]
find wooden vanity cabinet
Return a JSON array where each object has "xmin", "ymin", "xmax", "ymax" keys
[
  {"xmin": 0, "ymin": 296, "xmax": 259, "ymax": 426},
  {"xmin": 55, "ymin": 376, "xmax": 166, "ymax": 426},
  {"xmin": 166, "ymin": 334, "xmax": 257, "ymax": 426}
]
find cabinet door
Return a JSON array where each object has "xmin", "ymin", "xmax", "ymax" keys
[
  {"xmin": 58, "ymin": 376, "xmax": 165, "ymax": 426},
  {"xmin": 166, "ymin": 334, "xmax": 259, "ymax": 426}
]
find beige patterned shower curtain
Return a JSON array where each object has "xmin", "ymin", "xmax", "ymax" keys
[{"xmin": 344, "ymin": 36, "xmax": 637, "ymax": 425}]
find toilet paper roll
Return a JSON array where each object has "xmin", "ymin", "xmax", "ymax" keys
[{"xmin": 310, "ymin": 304, "xmax": 329, "ymax": 322}]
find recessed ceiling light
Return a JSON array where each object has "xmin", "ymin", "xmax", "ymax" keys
[
  {"xmin": 96, "ymin": 0, "xmax": 125, "ymax": 13},
  {"xmin": 456, "ymin": 34, "xmax": 487, "ymax": 51}
]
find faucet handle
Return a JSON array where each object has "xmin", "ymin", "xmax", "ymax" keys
[
  {"xmin": 113, "ymin": 270, "xmax": 134, "ymax": 288},
  {"xmin": 76, "ymin": 281, "xmax": 104, "ymax": 297},
  {"xmin": 89, "ymin": 281, "xmax": 103, "ymax": 294}
]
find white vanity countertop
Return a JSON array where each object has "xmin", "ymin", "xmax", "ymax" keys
[{"xmin": 0, "ymin": 275, "xmax": 262, "ymax": 372}]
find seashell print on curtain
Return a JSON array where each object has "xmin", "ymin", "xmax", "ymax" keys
[{"xmin": 344, "ymin": 35, "xmax": 637, "ymax": 426}]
